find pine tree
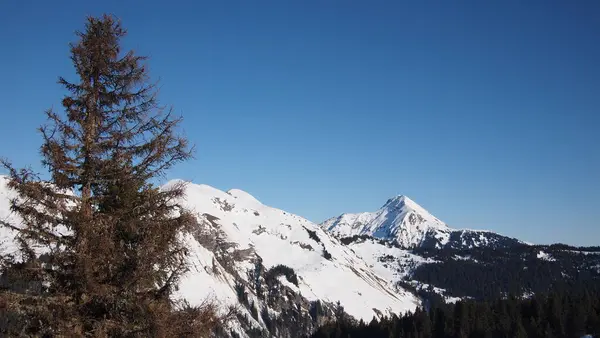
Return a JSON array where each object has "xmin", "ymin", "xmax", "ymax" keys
[
  {"xmin": 546, "ymin": 293, "xmax": 565, "ymax": 336},
  {"xmin": 452, "ymin": 301, "xmax": 468, "ymax": 338},
  {"xmin": 432, "ymin": 307, "xmax": 447, "ymax": 338},
  {"xmin": 414, "ymin": 308, "xmax": 432, "ymax": 338},
  {"xmin": 567, "ymin": 300, "xmax": 587, "ymax": 337},
  {"xmin": 0, "ymin": 14, "xmax": 219, "ymax": 337},
  {"xmin": 511, "ymin": 319, "xmax": 527, "ymax": 338}
]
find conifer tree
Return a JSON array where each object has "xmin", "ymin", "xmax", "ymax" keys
[{"xmin": 0, "ymin": 14, "xmax": 218, "ymax": 337}]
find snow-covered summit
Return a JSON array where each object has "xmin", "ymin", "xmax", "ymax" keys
[
  {"xmin": 320, "ymin": 194, "xmax": 449, "ymax": 248},
  {"xmin": 226, "ymin": 188, "xmax": 261, "ymax": 203},
  {"xmin": 320, "ymin": 193, "xmax": 526, "ymax": 250},
  {"xmin": 382, "ymin": 196, "xmax": 438, "ymax": 220}
]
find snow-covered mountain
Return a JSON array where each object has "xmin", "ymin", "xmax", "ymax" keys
[
  {"xmin": 169, "ymin": 181, "xmax": 419, "ymax": 321},
  {"xmin": 319, "ymin": 194, "xmax": 600, "ymax": 304},
  {"xmin": 321, "ymin": 195, "xmax": 522, "ymax": 250},
  {"xmin": 0, "ymin": 176, "xmax": 420, "ymax": 337},
  {"xmin": 5, "ymin": 176, "xmax": 596, "ymax": 336},
  {"xmin": 321, "ymin": 195, "xmax": 449, "ymax": 248},
  {"xmin": 316, "ymin": 193, "xmax": 528, "ymax": 301}
]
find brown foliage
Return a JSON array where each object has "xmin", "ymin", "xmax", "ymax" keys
[{"xmin": 0, "ymin": 14, "xmax": 222, "ymax": 337}]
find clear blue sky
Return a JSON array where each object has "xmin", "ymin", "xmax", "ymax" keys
[{"xmin": 1, "ymin": 1, "xmax": 598, "ymax": 246}]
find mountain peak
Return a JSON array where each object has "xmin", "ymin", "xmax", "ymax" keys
[
  {"xmin": 382, "ymin": 195, "xmax": 432, "ymax": 218},
  {"xmin": 321, "ymin": 194, "xmax": 449, "ymax": 247},
  {"xmin": 383, "ymin": 195, "xmax": 416, "ymax": 209}
]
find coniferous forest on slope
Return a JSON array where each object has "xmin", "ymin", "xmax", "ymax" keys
[
  {"xmin": 341, "ymin": 234, "xmax": 600, "ymax": 305},
  {"xmin": 311, "ymin": 285, "xmax": 600, "ymax": 338},
  {"xmin": 408, "ymin": 244, "xmax": 600, "ymax": 301}
]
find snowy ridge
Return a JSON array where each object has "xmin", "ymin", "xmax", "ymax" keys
[{"xmin": 169, "ymin": 181, "xmax": 419, "ymax": 321}]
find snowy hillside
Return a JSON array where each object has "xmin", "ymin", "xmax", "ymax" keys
[
  {"xmin": 321, "ymin": 195, "xmax": 522, "ymax": 249},
  {"xmin": 0, "ymin": 176, "xmax": 420, "ymax": 337},
  {"xmin": 168, "ymin": 181, "xmax": 419, "ymax": 320},
  {"xmin": 337, "ymin": 236, "xmax": 463, "ymax": 303}
]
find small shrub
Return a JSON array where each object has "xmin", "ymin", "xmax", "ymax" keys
[
  {"xmin": 250, "ymin": 301, "xmax": 259, "ymax": 321},
  {"xmin": 265, "ymin": 265, "xmax": 299, "ymax": 287},
  {"xmin": 322, "ymin": 248, "xmax": 332, "ymax": 260},
  {"xmin": 261, "ymin": 306, "xmax": 273, "ymax": 332},
  {"xmin": 298, "ymin": 242, "xmax": 314, "ymax": 251},
  {"xmin": 304, "ymin": 227, "xmax": 321, "ymax": 243},
  {"xmin": 235, "ymin": 282, "xmax": 249, "ymax": 307}
]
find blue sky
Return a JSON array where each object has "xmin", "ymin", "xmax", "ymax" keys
[{"xmin": 1, "ymin": 1, "xmax": 598, "ymax": 246}]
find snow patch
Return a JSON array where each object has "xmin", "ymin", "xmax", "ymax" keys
[{"xmin": 537, "ymin": 250, "xmax": 556, "ymax": 261}]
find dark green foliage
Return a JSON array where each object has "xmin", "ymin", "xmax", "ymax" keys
[
  {"xmin": 332, "ymin": 301, "xmax": 346, "ymax": 324},
  {"xmin": 308, "ymin": 300, "xmax": 325, "ymax": 322},
  {"xmin": 304, "ymin": 227, "xmax": 321, "ymax": 243},
  {"xmin": 312, "ymin": 286, "xmax": 600, "ymax": 338},
  {"xmin": 260, "ymin": 306, "xmax": 273, "ymax": 333},
  {"xmin": 245, "ymin": 327, "xmax": 268, "ymax": 338},
  {"xmin": 339, "ymin": 235, "xmax": 599, "ymax": 303},
  {"xmin": 322, "ymin": 248, "xmax": 332, "ymax": 260},
  {"xmin": 235, "ymin": 282, "xmax": 250, "ymax": 309},
  {"xmin": 248, "ymin": 257, "xmax": 264, "ymax": 299},
  {"xmin": 265, "ymin": 264, "xmax": 299, "ymax": 287},
  {"xmin": 249, "ymin": 301, "xmax": 259, "ymax": 321},
  {"xmin": 340, "ymin": 234, "xmax": 391, "ymax": 246},
  {"xmin": 410, "ymin": 244, "xmax": 600, "ymax": 300},
  {"xmin": 305, "ymin": 226, "xmax": 333, "ymax": 260}
]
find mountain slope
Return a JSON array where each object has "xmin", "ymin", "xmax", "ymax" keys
[
  {"xmin": 0, "ymin": 176, "xmax": 420, "ymax": 337},
  {"xmin": 170, "ymin": 181, "xmax": 419, "ymax": 319}
]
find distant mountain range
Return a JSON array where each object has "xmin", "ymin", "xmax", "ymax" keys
[{"xmin": 1, "ymin": 175, "xmax": 598, "ymax": 338}]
